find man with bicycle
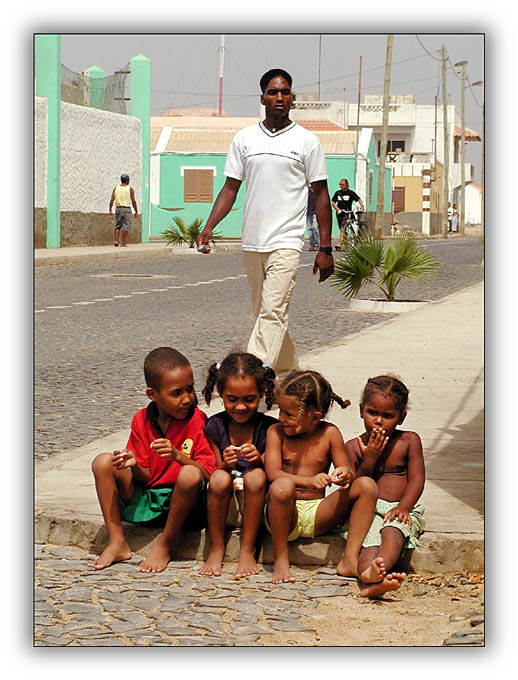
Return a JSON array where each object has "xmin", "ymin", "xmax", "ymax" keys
[{"xmin": 331, "ymin": 178, "xmax": 365, "ymax": 250}]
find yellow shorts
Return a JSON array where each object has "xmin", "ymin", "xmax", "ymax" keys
[{"xmin": 264, "ymin": 498, "xmax": 324, "ymax": 541}]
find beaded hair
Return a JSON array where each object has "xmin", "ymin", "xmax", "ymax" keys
[
  {"xmin": 361, "ymin": 375, "xmax": 409, "ymax": 414},
  {"xmin": 144, "ymin": 347, "xmax": 190, "ymax": 390},
  {"xmin": 202, "ymin": 352, "xmax": 276, "ymax": 410},
  {"xmin": 275, "ymin": 370, "xmax": 350, "ymax": 419}
]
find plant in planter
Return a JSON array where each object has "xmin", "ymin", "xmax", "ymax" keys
[
  {"xmin": 161, "ymin": 216, "xmax": 221, "ymax": 249},
  {"xmin": 331, "ymin": 232, "xmax": 439, "ymax": 302}
]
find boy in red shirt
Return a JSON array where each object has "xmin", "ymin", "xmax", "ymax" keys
[{"xmin": 89, "ymin": 347, "xmax": 216, "ymax": 572}]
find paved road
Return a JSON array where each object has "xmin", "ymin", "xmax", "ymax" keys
[{"xmin": 35, "ymin": 238, "xmax": 483, "ymax": 462}]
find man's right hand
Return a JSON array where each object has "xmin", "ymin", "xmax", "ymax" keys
[{"xmin": 196, "ymin": 227, "xmax": 212, "ymax": 254}]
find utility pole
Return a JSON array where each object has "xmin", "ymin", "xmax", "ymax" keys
[
  {"xmin": 354, "ymin": 56, "xmax": 362, "ymax": 180},
  {"xmin": 473, "ymin": 80, "xmax": 484, "ymax": 239},
  {"xmin": 455, "ymin": 60, "xmax": 468, "ymax": 235},
  {"xmin": 218, "ymin": 34, "xmax": 225, "ymax": 117},
  {"xmin": 375, "ymin": 35, "xmax": 393, "ymax": 238},
  {"xmin": 441, "ymin": 46, "xmax": 449, "ymax": 239},
  {"xmin": 318, "ymin": 35, "xmax": 322, "ymax": 101}
]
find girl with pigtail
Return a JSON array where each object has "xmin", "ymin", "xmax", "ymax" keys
[
  {"xmin": 264, "ymin": 369, "xmax": 378, "ymax": 585},
  {"xmin": 198, "ymin": 352, "xmax": 278, "ymax": 580}
]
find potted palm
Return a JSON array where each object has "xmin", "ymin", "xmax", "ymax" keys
[
  {"xmin": 161, "ymin": 216, "xmax": 221, "ymax": 249},
  {"xmin": 331, "ymin": 232, "xmax": 440, "ymax": 313}
]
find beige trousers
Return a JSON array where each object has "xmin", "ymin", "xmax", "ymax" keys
[{"xmin": 242, "ymin": 249, "xmax": 301, "ymax": 373}]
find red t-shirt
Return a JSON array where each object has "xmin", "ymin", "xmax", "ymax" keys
[{"xmin": 126, "ymin": 403, "xmax": 216, "ymax": 488}]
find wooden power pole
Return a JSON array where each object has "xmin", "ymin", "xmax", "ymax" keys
[
  {"xmin": 442, "ymin": 45, "xmax": 449, "ymax": 238},
  {"xmin": 375, "ymin": 35, "xmax": 393, "ymax": 238}
]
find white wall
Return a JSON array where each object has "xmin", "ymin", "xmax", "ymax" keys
[{"xmin": 35, "ymin": 96, "xmax": 142, "ymax": 213}]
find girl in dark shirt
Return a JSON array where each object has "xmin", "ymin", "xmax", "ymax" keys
[{"xmin": 198, "ymin": 352, "xmax": 277, "ymax": 579}]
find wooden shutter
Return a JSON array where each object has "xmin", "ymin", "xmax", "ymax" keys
[
  {"xmin": 392, "ymin": 187, "xmax": 405, "ymax": 213},
  {"xmin": 184, "ymin": 169, "xmax": 213, "ymax": 203}
]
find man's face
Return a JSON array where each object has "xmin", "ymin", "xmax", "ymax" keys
[
  {"xmin": 261, "ymin": 76, "xmax": 293, "ymax": 118},
  {"xmin": 340, "ymin": 180, "xmax": 349, "ymax": 190}
]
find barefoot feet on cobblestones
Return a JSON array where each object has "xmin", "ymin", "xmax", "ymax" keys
[
  {"xmin": 359, "ymin": 572, "xmax": 406, "ymax": 598},
  {"xmin": 336, "ymin": 555, "xmax": 360, "ymax": 580},
  {"xmin": 199, "ymin": 548, "xmax": 224, "ymax": 576},
  {"xmin": 137, "ymin": 541, "xmax": 172, "ymax": 573},
  {"xmin": 88, "ymin": 539, "xmax": 132, "ymax": 570},
  {"xmin": 234, "ymin": 549, "xmax": 259, "ymax": 579},
  {"xmin": 272, "ymin": 556, "xmax": 296, "ymax": 584}
]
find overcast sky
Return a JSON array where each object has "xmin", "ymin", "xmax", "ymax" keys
[{"xmin": 61, "ymin": 33, "xmax": 484, "ymax": 181}]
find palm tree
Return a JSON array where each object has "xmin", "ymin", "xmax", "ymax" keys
[
  {"xmin": 331, "ymin": 232, "xmax": 439, "ymax": 302},
  {"xmin": 161, "ymin": 216, "xmax": 221, "ymax": 249}
]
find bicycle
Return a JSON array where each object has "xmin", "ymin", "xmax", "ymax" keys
[{"xmin": 337, "ymin": 210, "xmax": 367, "ymax": 249}]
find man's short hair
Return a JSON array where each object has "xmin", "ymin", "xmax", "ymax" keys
[
  {"xmin": 260, "ymin": 68, "xmax": 293, "ymax": 93},
  {"xmin": 144, "ymin": 347, "xmax": 190, "ymax": 390},
  {"xmin": 120, "ymin": 173, "xmax": 130, "ymax": 183}
]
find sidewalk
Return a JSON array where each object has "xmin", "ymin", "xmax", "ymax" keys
[
  {"xmin": 34, "ymin": 240, "xmax": 242, "ymax": 266},
  {"xmin": 35, "ymin": 273, "xmax": 484, "ymax": 574}
]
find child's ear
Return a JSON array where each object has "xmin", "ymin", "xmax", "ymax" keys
[
  {"xmin": 398, "ymin": 410, "xmax": 407, "ymax": 425},
  {"xmin": 312, "ymin": 409, "xmax": 323, "ymax": 423},
  {"xmin": 146, "ymin": 387, "xmax": 156, "ymax": 402}
]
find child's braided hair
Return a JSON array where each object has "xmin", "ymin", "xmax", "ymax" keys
[
  {"xmin": 275, "ymin": 370, "xmax": 350, "ymax": 419},
  {"xmin": 202, "ymin": 352, "xmax": 276, "ymax": 410},
  {"xmin": 361, "ymin": 374, "xmax": 409, "ymax": 414}
]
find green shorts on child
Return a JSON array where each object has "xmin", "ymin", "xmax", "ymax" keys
[{"xmin": 119, "ymin": 480, "xmax": 207, "ymax": 529}]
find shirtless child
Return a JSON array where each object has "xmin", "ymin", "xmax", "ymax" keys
[
  {"xmin": 342, "ymin": 375, "xmax": 425, "ymax": 597},
  {"xmin": 264, "ymin": 370, "xmax": 378, "ymax": 584}
]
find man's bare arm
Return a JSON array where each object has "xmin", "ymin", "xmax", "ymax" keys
[
  {"xmin": 196, "ymin": 177, "xmax": 242, "ymax": 250},
  {"xmin": 130, "ymin": 187, "xmax": 138, "ymax": 215},
  {"xmin": 311, "ymin": 179, "xmax": 334, "ymax": 282},
  {"xmin": 108, "ymin": 188, "xmax": 116, "ymax": 214}
]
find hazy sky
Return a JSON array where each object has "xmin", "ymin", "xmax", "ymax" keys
[{"xmin": 61, "ymin": 33, "xmax": 484, "ymax": 180}]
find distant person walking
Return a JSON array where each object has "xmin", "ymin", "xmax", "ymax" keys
[
  {"xmin": 109, "ymin": 174, "xmax": 138, "ymax": 247},
  {"xmin": 306, "ymin": 186, "xmax": 320, "ymax": 251},
  {"xmin": 196, "ymin": 68, "xmax": 334, "ymax": 374}
]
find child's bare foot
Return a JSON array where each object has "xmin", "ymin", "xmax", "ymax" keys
[
  {"xmin": 272, "ymin": 556, "xmax": 296, "ymax": 584},
  {"xmin": 234, "ymin": 548, "xmax": 259, "ymax": 579},
  {"xmin": 199, "ymin": 547, "xmax": 225, "ymax": 576},
  {"xmin": 137, "ymin": 541, "xmax": 173, "ymax": 573},
  {"xmin": 360, "ymin": 556, "xmax": 386, "ymax": 584},
  {"xmin": 88, "ymin": 539, "xmax": 132, "ymax": 570},
  {"xmin": 359, "ymin": 572, "xmax": 406, "ymax": 598},
  {"xmin": 336, "ymin": 555, "xmax": 360, "ymax": 580}
]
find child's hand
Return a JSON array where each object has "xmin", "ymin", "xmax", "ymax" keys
[
  {"xmin": 309, "ymin": 472, "xmax": 333, "ymax": 489},
  {"xmin": 357, "ymin": 428, "xmax": 389, "ymax": 459},
  {"xmin": 383, "ymin": 505, "xmax": 412, "ymax": 527},
  {"xmin": 222, "ymin": 445, "xmax": 239, "ymax": 467},
  {"xmin": 150, "ymin": 438, "xmax": 181, "ymax": 461},
  {"xmin": 330, "ymin": 466, "xmax": 354, "ymax": 488},
  {"xmin": 112, "ymin": 449, "xmax": 136, "ymax": 470},
  {"xmin": 239, "ymin": 443, "xmax": 261, "ymax": 464}
]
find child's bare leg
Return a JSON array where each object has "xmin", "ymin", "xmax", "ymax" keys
[
  {"xmin": 199, "ymin": 470, "xmax": 232, "ymax": 576},
  {"xmin": 138, "ymin": 466, "xmax": 203, "ymax": 573},
  {"xmin": 359, "ymin": 526, "xmax": 407, "ymax": 597},
  {"xmin": 267, "ymin": 478, "xmax": 297, "ymax": 583},
  {"xmin": 89, "ymin": 452, "xmax": 133, "ymax": 569},
  {"xmin": 235, "ymin": 468, "xmax": 266, "ymax": 579},
  {"xmin": 334, "ymin": 477, "xmax": 378, "ymax": 578}
]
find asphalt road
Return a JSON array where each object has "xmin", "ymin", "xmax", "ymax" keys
[{"xmin": 35, "ymin": 238, "xmax": 483, "ymax": 462}]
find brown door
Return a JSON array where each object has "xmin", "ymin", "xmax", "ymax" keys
[{"xmin": 392, "ymin": 187, "xmax": 405, "ymax": 213}]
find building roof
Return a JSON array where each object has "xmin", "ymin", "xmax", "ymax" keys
[
  {"xmin": 151, "ymin": 121, "xmax": 359, "ymax": 155},
  {"xmin": 295, "ymin": 119, "xmax": 346, "ymax": 132},
  {"xmin": 454, "ymin": 125, "xmax": 481, "ymax": 141},
  {"xmin": 151, "ymin": 116, "xmax": 259, "ymax": 130}
]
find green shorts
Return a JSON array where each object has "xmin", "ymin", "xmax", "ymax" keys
[
  {"xmin": 119, "ymin": 480, "xmax": 207, "ymax": 529},
  {"xmin": 264, "ymin": 498, "xmax": 324, "ymax": 541},
  {"xmin": 339, "ymin": 498, "xmax": 425, "ymax": 549}
]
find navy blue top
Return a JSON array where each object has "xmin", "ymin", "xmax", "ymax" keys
[{"xmin": 204, "ymin": 411, "xmax": 278, "ymax": 473}]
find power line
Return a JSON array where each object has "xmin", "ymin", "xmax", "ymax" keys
[{"xmin": 414, "ymin": 35, "xmax": 442, "ymax": 61}]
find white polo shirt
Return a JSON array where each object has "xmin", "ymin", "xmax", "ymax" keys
[{"xmin": 224, "ymin": 121, "xmax": 328, "ymax": 252}]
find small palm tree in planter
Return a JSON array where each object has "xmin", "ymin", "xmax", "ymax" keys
[
  {"xmin": 161, "ymin": 216, "xmax": 221, "ymax": 249},
  {"xmin": 331, "ymin": 232, "xmax": 440, "ymax": 302}
]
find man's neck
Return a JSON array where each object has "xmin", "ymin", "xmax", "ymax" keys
[{"xmin": 263, "ymin": 116, "xmax": 292, "ymax": 133}]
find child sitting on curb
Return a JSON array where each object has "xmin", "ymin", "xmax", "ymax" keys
[{"xmin": 88, "ymin": 347, "xmax": 216, "ymax": 572}]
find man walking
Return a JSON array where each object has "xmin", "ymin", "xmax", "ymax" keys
[
  {"xmin": 331, "ymin": 178, "xmax": 365, "ymax": 249},
  {"xmin": 196, "ymin": 68, "xmax": 334, "ymax": 373},
  {"xmin": 109, "ymin": 173, "xmax": 138, "ymax": 247}
]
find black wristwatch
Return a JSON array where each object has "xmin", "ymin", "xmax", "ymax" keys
[{"xmin": 318, "ymin": 246, "xmax": 333, "ymax": 255}]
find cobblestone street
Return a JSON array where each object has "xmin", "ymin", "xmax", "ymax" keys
[{"xmin": 35, "ymin": 544, "xmax": 484, "ymax": 647}]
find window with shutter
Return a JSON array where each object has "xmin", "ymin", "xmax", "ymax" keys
[
  {"xmin": 392, "ymin": 187, "xmax": 405, "ymax": 212},
  {"xmin": 184, "ymin": 169, "xmax": 214, "ymax": 203}
]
